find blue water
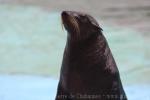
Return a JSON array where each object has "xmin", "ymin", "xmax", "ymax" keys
[
  {"xmin": 0, "ymin": 75, "xmax": 150, "ymax": 100},
  {"xmin": 0, "ymin": 75, "xmax": 58, "ymax": 100}
]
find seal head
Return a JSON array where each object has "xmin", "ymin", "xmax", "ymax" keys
[{"xmin": 61, "ymin": 11, "xmax": 102, "ymax": 41}]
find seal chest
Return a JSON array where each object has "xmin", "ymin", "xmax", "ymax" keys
[{"xmin": 56, "ymin": 11, "xmax": 127, "ymax": 100}]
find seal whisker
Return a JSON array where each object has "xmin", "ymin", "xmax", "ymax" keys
[
  {"xmin": 69, "ymin": 15, "xmax": 80, "ymax": 37},
  {"xmin": 61, "ymin": 17, "xmax": 64, "ymax": 31},
  {"xmin": 61, "ymin": 13, "xmax": 80, "ymax": 38}
]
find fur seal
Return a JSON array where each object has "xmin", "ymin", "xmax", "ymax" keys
[{"xmin": 55, "ymin": 11, "xmax": 127, "ymax": 100}]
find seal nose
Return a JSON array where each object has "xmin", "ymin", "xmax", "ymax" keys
[{"xmin": 61, "ymin": 11, "xmax": 69, "ymax": 18}]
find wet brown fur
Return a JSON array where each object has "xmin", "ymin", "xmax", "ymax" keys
[{"xmin": 56, "ymin": 11, "xmax": 127, "ymax": 100}]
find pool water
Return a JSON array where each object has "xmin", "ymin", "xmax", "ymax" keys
[{"xmin": 0, "ymin": 75, "xmax": 150, "ymax": 100}]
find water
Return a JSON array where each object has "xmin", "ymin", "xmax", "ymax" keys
[
  {"xmin": 0, "ymin": 75, "xmax": 150, "ymax": 100},
  {"xmin": 0, "ymin": 75, "xmax": 58, "ymax": 100},
  {"xmin": 0, "ymin": 5, "xmax": 66, "ymax": 77}
]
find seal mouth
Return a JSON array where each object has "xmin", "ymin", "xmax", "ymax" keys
[{"xmin": 61, "ymin": 11, "xmax": 80, "ymax": 34}]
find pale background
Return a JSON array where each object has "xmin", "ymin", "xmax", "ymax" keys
[{"xmin": 0, "ymin": 0, "xmax": 150, "ymax": 100}]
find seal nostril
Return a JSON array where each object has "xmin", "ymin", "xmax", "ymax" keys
[{"xmin": 62, "ymin": 11, "xmax": 68, "ymax": 17}]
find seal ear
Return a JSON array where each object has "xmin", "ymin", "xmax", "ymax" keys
[{"xmin": 87, "ymin": 15, "xmax": 103, "ymax": 31}]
